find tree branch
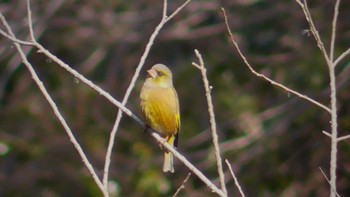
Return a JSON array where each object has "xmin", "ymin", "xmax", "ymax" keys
[
  {"xmin": 334, "ymin": 47, "xmax": 350, "ymax": 67},
  {"xmin": 192, "ymin": 49, "xmax": 227, "ymax": 195},
  {"xmin": 151, "ymin": 132, "xmax": 226, "ymax": 197},
  {"xmin": 221, "ymin": 8, "xmax": 331, "ymax": 114},
  {"xmin": 173, "ymin": 173, "xmax": 191, "ymax": 197},
  {"xmin": 294, "ymin": 0, "xmax": 331, "ymax": 66},
  {"xmin": 225, "ymin": 160, "xmax": 245, "ymax": 197},
  {"xmin": 329, "ymin": 0, "xmax": 340, "ymax": 62},
  {"xmin": 0, "ymin": 28, "xmax": 33, "ymax": 46},
  {"xmin": 0, "ymin": 10, "xmax": 109, "ymax": 197},
  {"xmin": 319, "ymin": 167, "xmax": 341, "ymax": 197}
]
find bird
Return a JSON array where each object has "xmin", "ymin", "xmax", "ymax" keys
[{"xmin": 140, "ymin": 64, "xmax": 180, "ymax": 173}]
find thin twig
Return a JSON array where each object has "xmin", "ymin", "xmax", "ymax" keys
[
  {"xmin": 334, "ymin": 47, "xmax": 350, "ymax": 67},
  {"xmin": 330, "ymin": 0, "xmax": 340, "ymax": 62},
  {"xmin": 322, "ymin": 130, "xmax": 350, "ymax": 142},
  {"xmin": 294, "ymin": 0, "xmax": 331, "ymax": 66},
  {"xmin": 165, "ymin": 0, "xmax": 191, "ymax": 23},
  {"xmin": 26, "ymin": 0, "xmax": 35, "ymax": 41},
  {"xmin": 102, "ymin": 0, "xmax": 191, "ymax": 188},
  {"xmin": 162, "ymin": 0, "xmax": 168, "ymax": 18},
  {"xmin": 337, "ymin": 134, "xmax": 350, "ymax": 142},
  {"xmin": 323, "ymin": 130, "xmax": 332, "ymax": 138},
  {"xmin": 0, "ymin": 11, "xmax": 109, "ymax": 196},
  {"xmin": 225, "ymin": 160, "xmax": 245, "ymax": 197},
  {"xmin": 221, "ymin": 8, "xmax": 331, "ymax": 114},
  {"xmin": 319, "ymin": 167, "xmax": 341, "ymax": 197},
  {"xmin": 192, "ymin": 49, "xmax": 227, "ymax": 195},
  {"xmin": 0, "ymin": 29, "xmax": 33, "ymax": 45},
  {"xmin": 173, "ymin": 173, "xmax": 191, "ymax": 197}
]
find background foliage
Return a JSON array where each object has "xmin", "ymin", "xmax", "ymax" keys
[{"xmin": 0, "ymin": 0, "xmax": 349, "ymax": 196}]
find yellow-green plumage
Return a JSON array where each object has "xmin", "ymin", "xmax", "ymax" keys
[{"xmin": 140, "ymin": 64, "xmax": 180, "ymax": 173}]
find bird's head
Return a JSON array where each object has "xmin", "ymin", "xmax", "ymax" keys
[{"xmin": 145, "ymin": 64, "xmax": 173, "ymax": 88}]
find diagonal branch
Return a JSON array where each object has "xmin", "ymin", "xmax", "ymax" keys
[
  {"xmin": 334, "ymin": 47, "xmax": 350, "ymax": 67},
  {"xmin": 225, "ymin": 160, "xmax": 245, "ymax": 197},
  {"xmin": 0, "ymin": 28, "xmax": 33, "ymax": 45},
  {"xmin": 151, "ymin": 131, "xmax": 226, "ymax": 197},
  {"xmin": 294, "ymin": 0, "xmax": 331, "ymax": 67},
  {"xmin": 173, "ymin": 173, "xmax": 191, "ymax": 197},
  {"xmin": 319, "ymin": 167, "xmax": 341, "ymax": 197},
  {"xmin": 337, "ymin": 134, "xmax": 350, "ymax": 142},
  {"xmin": 0, "ymin": 11, "xmax": 109, "ymax": 196},
  {"xmin": 221, "ymin": 8, "xmax": 331, "ymax": 114}
]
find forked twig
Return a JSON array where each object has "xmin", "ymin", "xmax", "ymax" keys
[
  {"xmin": 173, "ymin": 173, "xmax": 191, "ymax": 197},
  {"xmin": 294, "ymin": 0, "xmax": 331, "ymax": 66}
]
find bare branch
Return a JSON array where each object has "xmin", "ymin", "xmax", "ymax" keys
[
  {"xmin": 26, "ymin": 0, "xmax": 35, "ymax": 41},
  {"xmin": 319, "ymin": 167, "xmax": 341, "ymax": 197},
  {"xmin": 0, "ymin": 11, "xmax": 109, "ymax": 197},
  {"xmin": 337, "ymin": 134, "xmax": 350, "ymax": 142},
  {"xmin": 192, "ymin": 49, "xmax": 227, "ymax": 195},
  {"xmin": 0, "ymin": 28, "xmax": 33, "ymax": 45},
  {"xmin": 173, "ymin": 173, "xmax": 191, "ymax": 197},
  {"xmin": 334, "ymin": 47, "xmax": 350, "ymax": 67},
  {"xmin": 151, "ymin": 132, "xmax": 226, "ymax": 197},
  {"xmin": 330, "ymin": 0, "xmax": 340, "ymax": 62},
  {"xmin": 323, "ymin": 130, "xmax": 332, "ymax": 138},
  {"xmin": 322, "ymin": 130, "xmax": 350, "ymax": 142},
  {"xmin": 34, "ymin": 42, "xmax": 142, "ymax": 124},
  {"xmin": 102, "ymin": 0, "xmax": 191, "ymax": 188},
  {"xmin": 221, "ymin": 8, "xmax": 331, "ymax": 114},
  {"xmin": 165, "ymin": 0, "xmax": 191, "ymax": 22},
  {"xmin": 162, "ymin": 0, "xmax": 168, "ymax": 18},
  {"xmin": 225, "ymin": 160, "xmax": 245, "ymax": 197},
  {"xmin": 294, "ymin": 0, "xmax": 331, "ymax": 67}
]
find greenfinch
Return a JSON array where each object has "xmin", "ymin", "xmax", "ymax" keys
[{"xmin": 140, "ymin": 64, "xmax": 180, "ymax": 173}]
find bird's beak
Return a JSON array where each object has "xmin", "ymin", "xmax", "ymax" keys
[{"xmin": 147, "ymin": 69, "xmax": 157, "ymax": 78}]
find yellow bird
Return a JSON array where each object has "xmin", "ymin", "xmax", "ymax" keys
[{"xmin": 140, "ymin": 64, "xmax": 180, "ymax": 173}]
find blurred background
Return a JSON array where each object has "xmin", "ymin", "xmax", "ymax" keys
[{"xmin": 0, "ymin": 0, "xmax": 349, "ymax": 196}]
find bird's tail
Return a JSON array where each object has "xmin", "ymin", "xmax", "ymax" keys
[
  {"xmin": 163, "ymin": 152, "xmax": 174, "ymax": 173},
  {"xmin": 163, "ymin": 135, "xmax": 175, "ymax": 173}
]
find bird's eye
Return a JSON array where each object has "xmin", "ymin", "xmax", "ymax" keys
[{"xmin": 157, "ymin": 71, "xmax": 164, "ymax": 76}]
